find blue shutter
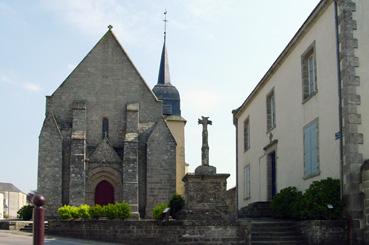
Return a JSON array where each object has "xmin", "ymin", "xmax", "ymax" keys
[
  {"xmin": 304, "ymin": 121, "xmax": 319, "ymax": 177},
  {"xmin": 310, "ymin": 122, "xmax": 319, "ymax": 174},
  {"xmin": 304, "ymin": 126, "xmax": 311, "ymax": 176}
]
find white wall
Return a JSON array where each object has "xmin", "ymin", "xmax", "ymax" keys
[
  {"xmin": 355, "ymin": 0, "xmax": 369, "ymax": 160},
  {"xmin": 0, "ymin": 191, "xmax": 27, "ymax": 219},
  {"xmin": 237, "ymin": 3, "xmax": 341, "ymax": 209},
  {"xmin": 0, "ymin": 193, "xmax": 3, "ymax": 219}
]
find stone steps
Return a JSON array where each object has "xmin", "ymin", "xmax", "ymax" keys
[{"xmin": 250, "ymin": 221, "xmax": 305, "ymax": 245}]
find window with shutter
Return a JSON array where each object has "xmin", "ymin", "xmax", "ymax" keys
[
  {"xmin": 266, "ymin": 90, "xmax": 276, "ymax": 131},
  {"xmin": 302, "ymin": 42, "xmax": 317, "ymax": 102},
  {"xmin": 244, "ymin": 165, "xmax": 251, "ymax": 199},
  {"xmin": 244, "ymin": 118, "xmax": 250, "ymax": 152},
  {"xmin": 303, "ymin": 119, "xmax": 320, "ymax": 178}
]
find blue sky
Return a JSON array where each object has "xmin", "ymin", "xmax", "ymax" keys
[{"xmin": 0, "ymin": 0, "xmax": 320, "ymax": 193}]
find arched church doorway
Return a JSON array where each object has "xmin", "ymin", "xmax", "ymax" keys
[{"xmin": 95, "ymin": 180, "xmax": 115, "ymax": 205}]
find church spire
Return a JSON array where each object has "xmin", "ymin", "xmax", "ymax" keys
[
  {"xmin": 153, "ymin": 10, "xmax": 181, "ymax": 116},
  {"xmin": 157, "ymin": 10, "xmax": 171, "ymax": 85}
]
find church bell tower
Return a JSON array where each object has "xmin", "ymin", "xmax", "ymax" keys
[{"xmin": 152, "ymin": 11, "xmax": 187, "ymax": 195}]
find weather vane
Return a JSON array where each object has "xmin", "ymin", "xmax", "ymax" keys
[{"xmin": 163, "ymin": 10, "xmax": 168, "ymax": 41}]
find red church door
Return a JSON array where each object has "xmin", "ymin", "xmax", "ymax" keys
[{"xmin": 95, "ymin": 180, "xmax": 115, "ymax": 205}]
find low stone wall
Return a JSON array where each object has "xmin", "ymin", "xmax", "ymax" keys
[
  {"xmin": 298, "ymin": 220, "xmax": 348, "ymax": 245},
  {"xmin": 48, "ymin": 219, "xmax": 249, "ymax": 245},
  {"xmin": 0, "ymin": 220, "xmax": 32, "ymax": 230},
  {"xmin": 225, "ymin": 187, "xmax": 236, "ymax": 216}
]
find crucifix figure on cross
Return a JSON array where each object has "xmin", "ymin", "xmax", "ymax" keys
[{"xmin": 198, "ymin": 116, "xmax": 212, "ymax": 166}]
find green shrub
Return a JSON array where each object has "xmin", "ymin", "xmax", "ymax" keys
[
  {"xmin": 271, "ymin": 187, "xmax": 302, "ymax": 219},
  {"xmin": 300, "ymin": 178, "xmax": 343, "ymax": 220},
  {"xmin": 271, "ymin": 178, "xmax": 343, "ymax": 220},
  {"xmin": 152, "ymin": 203, "xmax": 168, "ymax": 220},
  {"xmin": 115, "ymin": 202, "xmax": 131, "ymax": 219},
  {"xmin": 17, "ymin": 205, "xmax": 33, "ymax": 220},
  {"xmin": 70, "ymin": 206, "xmax": 80, "ymax": 219},
  {"xmin": 78, "ymin": 204, "xmax": 90, "ymax": 219},
  {"xmin": 57, "ymin": 205, "xmax": 73, "ymax": 220},
  {"xmin": 169, "ymin": 194, "xmax": 185, "ymax": 218},
  {"xmin": 89, "ymin": 205, "xmax": 104, "ymax": 219},
  {"xmin": 103, "ymin": 203, "xmax": 117, "ymax": 219}
]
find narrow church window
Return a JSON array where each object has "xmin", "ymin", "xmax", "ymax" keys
[
  {"xmin": 302, "ymin": 43, "xmax": 317, "ymax": 101},
  {"xmin": 303, "ymin": 119, "xmax": 320, "ymax": 178},
  {"xmin": 102, "ymin": 117, "xmax": 109, "ymax": 139},
  {"xmin": 243, "ymin": 117, "xmax": 250, "ymax": 152},
  {"xmin": 266, "ymin": 90, "xmax": 276, "ymax": 131},
  {"xmin": 244, "ymin": 165, "xmax": 251, "ymax": 199}
]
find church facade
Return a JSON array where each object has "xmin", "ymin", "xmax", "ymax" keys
[{"xmin": 37, "ymin": 28, "xmax": 186, "ymax": 218}]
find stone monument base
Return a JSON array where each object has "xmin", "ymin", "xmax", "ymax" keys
[
  {"xmin": 181, "ymin": 172, "xmax": 230, "ymax": 223},
  {"xmin": 195, "ymin": 165, "xmax": 216, "ymax": 175}
]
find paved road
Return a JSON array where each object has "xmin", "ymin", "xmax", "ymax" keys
[{"xmin": 0, "ymin": 230, "xmax": 120, "ymax": 245}]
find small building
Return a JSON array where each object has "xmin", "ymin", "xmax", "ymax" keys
[
  {"xmin": 233, "ymin": 0, "xmax": 368, "ymax": 240},
  {"xmin": 0, "ymin": 182, "xmax": 27, "ymax": 219}
]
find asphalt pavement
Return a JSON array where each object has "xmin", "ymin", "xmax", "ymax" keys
[{"xmin": 0, "ymin": 230, "xmax": 121, "ymax": 245}]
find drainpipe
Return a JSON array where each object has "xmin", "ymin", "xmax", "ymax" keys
[
  {"xmin": 334, "ymin": 1, "xmax": 350, "ymax": 242},
  {"xmin": 334, "ymin": 0, "xmax": 344, "ymax": 203},
  {"xmin": 234, "ymin": 116, "xmax": 239, "ymax": 217}
]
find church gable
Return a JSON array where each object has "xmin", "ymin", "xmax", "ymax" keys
[
  {"xmin": 44, "ymin": 28, "xmax": 163, "ymax": 147},
  {"xmin": 89, "ymin": 137, "xmax": 121, "ymax": 163},
  {"xmin": 47, "ymin": 29, "xmax": 162, "ymax": 126},
  {"xmin": 147, "ymin": 118, "xmax": 177, "ymax": 146},
  {"xmin": 51, "ymin": 30, "xmax": 156, "ymax": 101}
]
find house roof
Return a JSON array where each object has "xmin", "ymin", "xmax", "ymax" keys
[
  {"xmin": 0, "ymin": 182, "xmax": 24, "ymax": 193},
  {"xmin": 232, "ymin": 0, "xmax": 332, "ymax": 121}
]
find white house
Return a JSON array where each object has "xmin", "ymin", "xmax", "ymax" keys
[
  {"xmin": 233, "ymin": 0, "xmax": 368, "ymax": 240},
  {"xmin": 0, "ymin": 182, "xmax": 27, "ymax": 219},
  {"xmin": 0, "ymin": 193, "xmax": 3, "ymax": 219}
]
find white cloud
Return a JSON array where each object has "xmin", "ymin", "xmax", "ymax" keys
[
  {"xmin": 40, "ymin": 0, "xmax": 155, "ymax": 45},
  {"xmin": 24, "ymin": 83, "xmax": 41, "ymax": 92},
  {"xmin": 0, "ymin": 74, "xmax": 41, "ymax": 93}
]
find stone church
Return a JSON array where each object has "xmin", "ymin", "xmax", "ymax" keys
[{"xmin": 37, "ymin": 27, "xmax": 186, "ymax": 218}]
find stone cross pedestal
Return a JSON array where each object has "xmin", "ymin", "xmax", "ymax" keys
[
  {"xmin": 181, "ymin": 116, "xmax": 230, "ymax": 223},
  {"xmin": 195, "ymin": 116, "xmax": 216, "ymax": 175}
]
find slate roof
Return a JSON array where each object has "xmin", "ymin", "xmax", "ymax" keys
[
  {"xmin": 0, "ymin": 182, "xmax": 24, "ymax": 193},
  {"xmin": 152, "ymin": 39, "xmax": 181, "ymax": 116}
]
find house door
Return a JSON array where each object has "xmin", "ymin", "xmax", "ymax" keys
[
  {"xmin": 268, "ymin": 151, "xmax": 277, "ymax": 200},
  {"xmin": 95, "ymin": 180, "xmax": 115, "ymax": 205}
]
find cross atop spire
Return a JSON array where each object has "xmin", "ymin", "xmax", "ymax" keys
[
  {"xmin": 163, "ymin": 10, "xmax": 168, "ymax": 42},
  {"xmin": 157, "ymin": 10, "xmax": 171, "ymax": 85}
]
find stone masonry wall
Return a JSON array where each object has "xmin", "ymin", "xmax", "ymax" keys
[
  {"xmin": 38, "ymin": 113, "xmax": 63, "ymax": 216},
  {"xmin": 361, "ymin": 160, "xmax": 369, "ymax": 243},
  {"xmin": 46, "ymin": 30, "xmax": 162, "ymax": 148},
  {"xmin": 48, "ymin": 220, "xmax": 248, "ymax": 245},
  {"xmin": 336, "ymin": 0, "xmax": 364, "ymax": 241},
  {"xmin": 69, "ymin": 101, "xmax": 87, "ymax": 206},
  {"xmin": 298, "ymin": 220, "xmax": 348, "ymax": 245},
  {"xmin": 146, "ymin": 119, "xmax": 176, "ymax": 217}
]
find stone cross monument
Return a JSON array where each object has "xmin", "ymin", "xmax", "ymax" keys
[
  {"xmin": 180, "ymin": 116, "xmax": 230, "ymax": 223},
  {"xmin": 198, "ymin": 116, "xmax": 212, "ymax": 166},
  {"xmin": 195, "ymin": 116, "xmax": 216, "ymax": 175}
]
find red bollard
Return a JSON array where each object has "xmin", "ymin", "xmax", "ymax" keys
[{"xmin": 32, "ymin": 195, "xmax": 46, "ymax": 245}]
